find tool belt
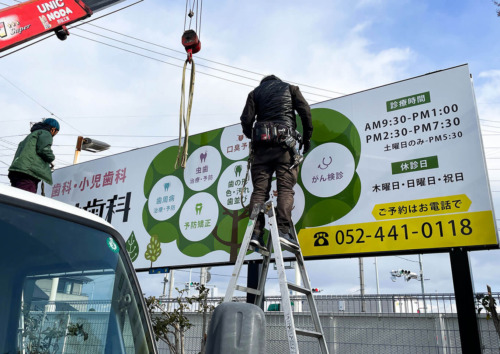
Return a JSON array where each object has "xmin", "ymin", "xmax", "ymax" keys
[{"xmin": 252, "ymin": 121, "xmax": 296, "ymax": 146}]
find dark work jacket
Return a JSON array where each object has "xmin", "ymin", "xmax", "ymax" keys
[
  {"xmin": 9, "ymin": 123, "xmax": 55, "ymax": 184},
  {"xmin": 240, "ymin": 76, "xmax": 313, "ymax": 142}
]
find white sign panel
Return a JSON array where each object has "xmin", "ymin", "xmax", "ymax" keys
[{"xmin": 48, "ymin": 64, "xmax": 498, "ymax": 269}]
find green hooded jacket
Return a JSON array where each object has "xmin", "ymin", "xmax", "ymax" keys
[{"xmin": 9, "ymin": 125, "xmax": 55, "ymax": 185}]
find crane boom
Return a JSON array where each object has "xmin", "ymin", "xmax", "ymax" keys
[{"xmin": 0, "ymin": 0, "xmax": 125, "ymax": 53}]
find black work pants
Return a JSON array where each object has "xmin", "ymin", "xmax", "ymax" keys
[
  {"xmin": 249, "ymin": 145, "xmax": 298, "ymax": 235},
  {"xmin": 8, "ymin": 171, "xmax": 40, "ymax": 193}
]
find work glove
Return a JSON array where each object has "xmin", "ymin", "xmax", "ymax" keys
[{"xmin": 303, "ymin": 140, "xmax": 311, "ymax": 154}]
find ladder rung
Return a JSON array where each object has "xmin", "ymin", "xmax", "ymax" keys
[
  {"xmin": 225, "ymin": 201, "xmax": 327, "ymax": 354},
  {"xmin": 296, "ymin": 328, "xmax": 323, "ymax": 338},
  {"xmin": 287, "ymin": 282, "xmax": 311, "ymax": 295},
  {"xmin": 235, "ymin": 285, "xmax": 262, "ymax": 296},
  {"xmin": 279, "ymin": 242, "xmax": 300, "ymax": 254},
  {"xmin": 248, "ymin": 244, "xmax": 270, "ymax": 257}
]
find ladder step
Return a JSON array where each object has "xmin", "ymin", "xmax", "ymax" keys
[
  {"xmin": 296, "ymin": 328, "xmax": 323, "ymax": 338},
  {"xmin": 225, "ymin": 201, "xmax": 328, "ymax": 354},
  {"xmin": 235, "ymin": 285, "xmax": 262, "ymax": 296},
  {"xmin": 287, "ymin": 282, "xmax": 311, "ymax": 295},
  {"xmin": 248, "ymin": 244, "xmax": 270, "ymax": 257},
  {"xmin": 279, "ymin": 242, "xmax": 300, "ymax": 254}
]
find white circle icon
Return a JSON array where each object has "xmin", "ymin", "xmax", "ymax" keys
[
  {"xmin": 184, "ymin": 146, "xmax": 222, "ymax": 191},
  {"xmin": 148, "ymin": 176, "xmax": 184, "ymax": 221},
  {"xmin": 301, "ymin": 143, "xmax": 355, "ymax": 197},
  {"xmin": 179, "ymin": 193, "xmax": 219, "ymax": 241},
  {"xmin": 217, "ymin": 161, "xmax": 253, "ymax": 210},
  {"xmin": 220, "ymin": 125, "xmax": 251, "ymax": 161}
]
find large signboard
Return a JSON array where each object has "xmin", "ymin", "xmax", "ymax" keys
[
  {"xmin": 49, "ymin": 64, "xmax": 498, "ymax": 270},
  {"xmin": 297, "ymin": 65, "xmax": 498, "ymax": 258},
  {"xmin": 0, "ymin": 0, "xmax": 92, "ymax": 53}
]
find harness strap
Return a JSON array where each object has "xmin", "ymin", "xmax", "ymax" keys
[
  {"xmin": 241, "ymin": 142, "xmax": 254, "ymax": 209},
  {"xmin": 176, "ymin": 58, "xmax": 196, "ymax": 169}
]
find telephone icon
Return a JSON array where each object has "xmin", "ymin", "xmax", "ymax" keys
[{"xmin": 314, "ymin": 232, "xmax": 329, "ymax": 247}]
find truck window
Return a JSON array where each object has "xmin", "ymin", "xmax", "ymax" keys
[{"xmin": 0, "ymin": 202, "xmax": 156, "ymax": 353}]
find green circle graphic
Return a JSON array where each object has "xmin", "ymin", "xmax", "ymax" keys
[
  {"xmin": 295, "ymin": 108, "xmax": 362, "ymax": 229},
  {"xmin": 142, "ymin": 108, "xmax": 362, "ymax": 264}
]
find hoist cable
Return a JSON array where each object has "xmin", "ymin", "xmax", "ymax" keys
[
  {"xmin": 186, "ymin": 0, "xmax": 195, "ymax": 30},
  {"xmin": 184, "ymin": 0, "xmax": 188, "ymax": 31},
  {"xmin": 199, "ymin": 0, "xmax": 203, "ymax": 39},
  {"xmin": 176, "ymin": 59, "xmax": 196, "ymax": 169},
  {"xmin": 195, "ymin": 0, "xmax": 199, "ymax": 34},
  {"xmin": 184, "ymin": 0, "xmax": 202, "ymax": 34}
]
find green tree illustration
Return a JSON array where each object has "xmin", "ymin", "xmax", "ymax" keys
[
  {"xmin": 145, "ymin": 235, "xmax": 162, "ymax": 267},
  {"xmin": 126, "ymin": 231, "xmax": 140, "ymax": 262},
  {"xmin": 142, "ymin": 108, "xmax": 362, "ymax": 263}
]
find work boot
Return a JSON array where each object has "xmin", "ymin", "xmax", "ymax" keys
[
  {"xmin": 250, "ymin": 233, "xmax": 268, "ymax": 252},
  {"xmin": 278, "ymin": 230, "xmax": 300, "ymax": 250}
]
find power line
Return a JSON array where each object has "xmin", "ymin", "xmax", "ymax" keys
[
  {"xmin": 0, "ymin": 73, "xmax": 58, "ymax": 117},
  {"xmin": 70, "ymin": 27, "xmax": 337, "ymax": 100},
  {"xmin": 74, "ymin": 28, "xmax": 291, "ymax": 93},
  {"xmin": 395, "ymin": 256, "xmax": 419, "ymax": 263},
  {"xmin": 480, "ymin": 123, "xmax": 500, "ymax": 130},
  {"xmin": 0, "ymin": 73, "xmax": 84, "ymax": 135},
  {"xmin": 82, "ymin": 23, "xmax": 346, "ymax": 96},
  {"xmin": 72, "ymin": 33, "xmax": 325, "ymax": 103},
  {"xmin": 70, "ymin": 0, "xmax": 145, "ymax": 28},
  {"xmin": 0, "ymin": 113, "xmax": 238, "ymax": 122},
  {"xmin": 59, "ymin": 133, "xmax": 177, "ymax": 138},
  {"xmin": 0, "ymin": 1, "xmax": 340, "ymax": 104},
  {"xmin": 72, "ymin": 33, "xmax": 259, "ymax": 88}
]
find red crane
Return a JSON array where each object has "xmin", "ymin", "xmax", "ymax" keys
[{"xmin": 0, "ymin": 0, "xmax": 125, "ymax": 53}]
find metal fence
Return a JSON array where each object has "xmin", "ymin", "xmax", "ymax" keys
[
  {"xmin": 20, "ymin": 293, "xmax": 500, "ymax": 353},
  {"xmin": 157, "ymin": 292, "xmax": 487, "ymax": 315},
  {"xmin": 155, "ymin": 292, "xmax": 500, "ymax": 353}
]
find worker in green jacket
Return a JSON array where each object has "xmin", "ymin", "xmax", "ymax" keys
[{"xmin": 8, "ymin": 118, "xmax": 59, "ymax": 193}]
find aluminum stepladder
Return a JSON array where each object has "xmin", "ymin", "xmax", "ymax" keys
[{"xmin": 224, "ymin": 201, "xmax": 329, "ymax": 354}]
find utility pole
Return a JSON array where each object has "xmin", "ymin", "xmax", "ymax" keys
[
  {"xmin": 359, "ymin": 257, "xmax": 366, "ymax": 312},
  {"xmin": 418, "ymin": 254, "xmax": 427, "ymax": 313},
  {"xmin": 188, "ymin": 268, "xmax": 192, "ymax": 297},
  {"xmin": 200, "ymin": 267, "xmax": 207, "ymax": 285},
  {"xmin": 374, "ymin": 257, "xmax": 381, "ymax": 313},
  {"xmin": 162, "ymin": 274, "xmax": 168, "ymax": 296},
  {"xmin": 167, "ymin": 270, "xmax": 175, "ymax": 312}
]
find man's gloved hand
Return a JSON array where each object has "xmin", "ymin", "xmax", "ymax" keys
[{"xmin": 303, "ymin": 140, "xmax": 311, "ymax": 154}]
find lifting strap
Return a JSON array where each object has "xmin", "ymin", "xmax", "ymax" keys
[
  {"xmin": 175, "ymin": 58, "xmax": 196, "ymax": 169},
  {"xmin": 176, "ymin": 0, "xmax": 202, "ymax": 169}
]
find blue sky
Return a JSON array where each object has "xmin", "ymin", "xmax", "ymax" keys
[{"xmin": 1, "ymin": 0, "xmax": 500, "ymax": 297}]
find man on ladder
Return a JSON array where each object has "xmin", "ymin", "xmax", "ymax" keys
[
  {"xmin": 240, "ymin": 75, "xmax": 313, "ymax": 251},
  {"xmin": 216, "ymin": 82, "xmax": 326, "ymax": 352}
]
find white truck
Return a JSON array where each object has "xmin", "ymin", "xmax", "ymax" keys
[{"xmin": 0, "ymin": 184, "xmax": 158, "ymax": 353}]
